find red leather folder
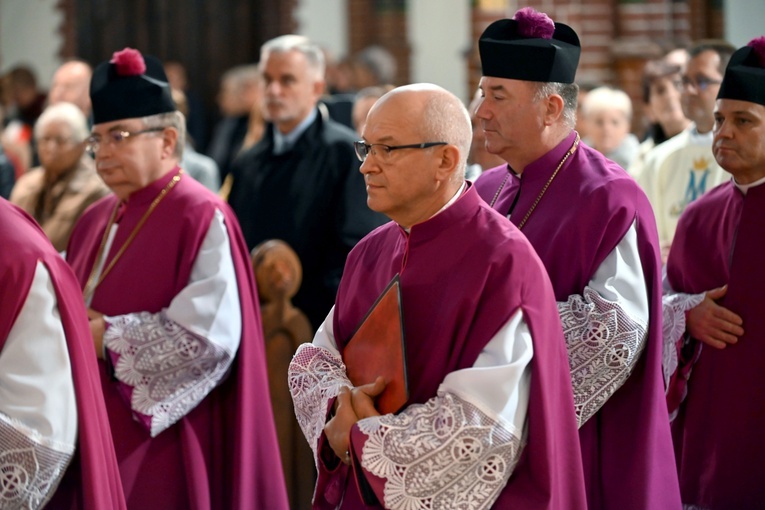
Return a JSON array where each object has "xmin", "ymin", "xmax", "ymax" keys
[{"xmin": 343, "ymin": 275, "xmax": 408, "ymax": 414}]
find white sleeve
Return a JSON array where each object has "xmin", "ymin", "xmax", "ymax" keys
[
  {"xmin": 289, "ymin": 306, "xmax": 353, "ymax": 465},
  {"xmin": 659, "ymin": 268, "xmax": 705, "ymax": 387},
  {"xmin": 0, "ymin": 261, "xmax": 76, "ymax": 508},
  {"xmin": 558, "ymin": 220, "xmax": 650, "ymax": 427},
  {"xmin": 355, "ymin": 309, "xmax": 532, "ymax": 510},
  {"xmin": 103, "ymin": 209, "xmax": 241, "ymax": 437}
]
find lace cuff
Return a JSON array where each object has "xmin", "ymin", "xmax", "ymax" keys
[
  {"xmin": 0, "ymin": 412, "xmax": 74, "ymax": 509},
  {"xmin": 558, "ymin": 288, "xmax": 648, "ymax": 427},
  {"xmin": 104, "ymin": 311, "xmax": 234, "ymax": 437},
  {"xmin": 355, "ymin": 391, "xmax": 523, "ymax": 510},
  {"xmin": 661, "ymin": 292, "xmax": 705, "ymax": 387},
  {"xmin": 288, "ymin": 344, "xmax": 352, "ymax": 467}
]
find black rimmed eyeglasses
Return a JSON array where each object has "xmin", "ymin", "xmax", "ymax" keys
[
  {"xmin": 86, "ymin": 127, "xmax": 167, "ymax": 154},
  {"xmin": 353, "ymin": 140, "xmax": 447, "ymax": 162}
]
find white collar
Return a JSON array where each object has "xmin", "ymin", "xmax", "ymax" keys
[{"xmin": 733, "ymin": 173, "xmax": 765, "ymax": 195}]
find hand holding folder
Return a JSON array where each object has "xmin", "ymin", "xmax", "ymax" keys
[{"xmin": 343, "ymin": 275, "xmax": 409, "ymax": 415}]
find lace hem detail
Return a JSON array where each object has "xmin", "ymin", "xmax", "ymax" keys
[
  {"xmin": 661, "ymin": 292, "xmax": 705, "ymax": 388},
  {"xmin": 357, "ymin": 391, "xmax": 522, "ymax": 510},
  {"xmin": 104, "ymin": 311, "xmax": 234, "ymax": 437},
  {"xmin": 288, "ymin": 344, "xmax": 352, "ymax": 466},
  {"xmin": 558, "ymin": 288, "xmax": 648, "ymax": 427},
  {"xmin": 0, "ymin": 412, "xmax": 74, "ymax": 509}
]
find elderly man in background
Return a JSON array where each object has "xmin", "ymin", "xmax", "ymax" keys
[
  {"xmin": 65, "ymin": 47, "xmax": 287, "ymax": 508},
  {"xmin": 473, "ymin": 8, "xmax": 680, "ymax": 508},
  {"xmin": 10, "ymin": 102, "xmax": 107, "ymax": 252},
  {"xmin": 229, "ymin": 35, "xmax": 385, "ymax": 330},
  {"xmin": 290, "ymin": 83, "xmax": 586, "ymax": 509},
  {"xmin": 663, "ymin": 36, "xmax": 765, "ymax": 509}
]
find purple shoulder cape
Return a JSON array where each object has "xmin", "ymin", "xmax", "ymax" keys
[
  {"xmin": 66, "ymin": 169, "xmax": 288, "ymax": 509},
  {"xmin": 475, "ymin": 133, "xmax": 680, "ymax": 509},
  {"xmin": 0, "ymin": 198, "xmax": 126, "ymax": 509},
  {"xmin": 667, "ymin": 181, "xmax": 765, "ymax": 507},
  {"xmin": 314, "ymin": 185, "xmax": 586, "ymax": 509}
]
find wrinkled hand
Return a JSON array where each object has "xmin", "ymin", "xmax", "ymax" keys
[
  {"xmin": 687, "ymin": 285, "xmax": 744, "ymax": 349},
  {"xmin": 87, "ymin": 308, "xmax": 106, "ymax": 359},
  {"xmin": 324, "ymin": 387, "xmax": 358, "ymax": 465},
  {"xmin": 350, "ymin": 376, "xmax": 386, "ymax": 419}
]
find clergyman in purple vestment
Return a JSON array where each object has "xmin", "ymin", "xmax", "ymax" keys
[
  {"xmin": 65, "ymin": 48, "xmax": 288, "ymax": 509},
  {"xmin": 0, "ymin": 198, "xmax": 126, "ymax": 509},
  {"xmin": 472, "ymin": 8, "xmax": 681, "ymax": 509},
  {"xmin": 289, "ymin": 84, "xmax": 587, "ymax": 509},
  {"xmin": 663, "ymin": 37, "xmax": 765, "ymax": 508}
]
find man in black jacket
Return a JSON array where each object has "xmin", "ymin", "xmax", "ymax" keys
[{"xmin": 229, "ymin": 35, "xmax": 385, "ymax": 330}]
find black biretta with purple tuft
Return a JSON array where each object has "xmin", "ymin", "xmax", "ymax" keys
[
  {"xmin": 479, "ymin": 7, "xmax": 581, "ymax": 84},
  {"xmin": 717, "ymin": 37, "xmax": 765, "ymax": 107},
  {"xmin": 90, "ymin": 48, "xmax": 176, "ymax": 125}
]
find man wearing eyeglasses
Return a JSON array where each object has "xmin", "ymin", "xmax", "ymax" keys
[
  {"xmin": 290, "ymin": 83, "xmax": 587, "ymax": 509},
  {"xmin": 64, "ymin": 48, "xmax": 288, "ymax": 509},
  {"xmin": 638, "ymin": 40, "xmax": 736, "ymax": 261},
  {"xmin": 228, "ymin": 35, "xmax": 386, "ymax": 332},
  {"xmin": 472, "ymin": 8, "xmax": 680, "ymax": 509}
]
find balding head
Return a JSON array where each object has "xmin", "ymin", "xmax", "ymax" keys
[
  {"xmin": 371, "ymin": 84, "xmax": 472, "ymax": 180},
  {"xmin": 49, "ymin": 60, "xmax": 93, "ymax": 117},
  {"xmin": 360, "ymin": 84, "xmax": 471, "ymax": 228}
]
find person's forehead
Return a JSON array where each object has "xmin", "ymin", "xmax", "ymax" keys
[
  {"xmin": 716, "ymin": 98, "xmax": 765, "ymax": 116},
  {"xmin": 687, "ymin": 50, "xmax": 721, "ymax": 73},
  {"xmin": 364, "ymin": 99, "xmax": 417, "ymax": 141},
  {"xmin": 91, "ymin": 117, "xmax": 143, "ymax": 133},
  {"xmin": 479, "ymin": 76, "xmax": 533, "ymax": 94}
]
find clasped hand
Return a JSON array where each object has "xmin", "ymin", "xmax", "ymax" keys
[
  {"xmin": 687, "ymin": 285, "xmax": 744, "ymax": 349},
  {"xmin": 324, "ymin": 376, "xmax": 386, "ymax": 465}
]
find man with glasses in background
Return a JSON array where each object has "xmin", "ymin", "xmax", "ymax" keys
[
  {"xmin": 65, "ymin": 48, "xmax": 288, "ymax": 509},
  {"xmin": 290, "ymin": 83, "xmax": 587, "ymax": 509},
  {"xmin": 638, "ymin": 40, "xmax": 735, "ymax": 261}
]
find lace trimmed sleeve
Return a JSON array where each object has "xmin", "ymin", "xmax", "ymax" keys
[
  {"xmin": 347, "ymin": 309, "xmax": 532, "ymax": 510},
  {"xmin": 104, "ymin": 311, "xmax": 234, "ymax": 437},
  {"xmin": 661, "ymin": 291, "xmax": 705, "ymax": 387},
  {"xmin": 102, "ymin": 209, "xmax": 241, "ymax": 437},
  {"xmin": 355, "ymin": 391, "xmax": 523, "ymax": 510},
  {"xmin": 288, "ymin": 343, "xmax": 352, "ymax": 466},
  {"xmin": 558, "ymin": 220, "xmax": 650, "ymax": 427},
  {"xmin": 0, "ymin": 412, "xmax": 74, "ymax": 509}
]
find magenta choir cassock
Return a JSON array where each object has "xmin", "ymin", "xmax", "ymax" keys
[
  {"xmin": 66, "ymin": 167, "xmax": 288, "ymax": 509},
  {"xmin": 475, "ymin": 132, "xmax": 681, "ymax": 509},
  {"xmin": 0, "ymin": 198, "xmax": 126, "ymax": 509},
  {"xmin": 290, "ymin": 185, "xmax": 587, "ymax": 509},
  {"xmin": 666, "ymin": 180, "xmax": 765, "ymax": 507}
]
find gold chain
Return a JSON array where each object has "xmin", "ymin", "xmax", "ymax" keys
[
  {"xmin": 83, "ymin": 170, "xmax": 183, "ymax": 301},
  {"xmin": 489, "ymin": 134, "xmax": 580, "ymax": 230}
]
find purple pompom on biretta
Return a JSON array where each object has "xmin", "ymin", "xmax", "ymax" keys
[
  {"xmin": 747, "ymin": 36, "xmax": 765, "ymax": 67},
  {"xmin": 110, "ymin": 48, "xmax": 147, "ymax": 76},
  {"xmin": 717, "ymin": 35, "xmax": 765, "ymax": 106},
  {"xmin": 513, "ymin": 7, "xmax": 555, "ymax": 40}
]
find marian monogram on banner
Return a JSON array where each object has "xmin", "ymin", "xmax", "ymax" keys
[{"xmin": 671, "ymin": 157, "xmax": 712, "ymax": 217}]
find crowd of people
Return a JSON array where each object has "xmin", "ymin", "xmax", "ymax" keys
[{"xmin": 0, "ymin": 5, "xmax": 763, "ymax": 509}]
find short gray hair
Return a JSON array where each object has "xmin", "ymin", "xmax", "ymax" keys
[
  {"xmin": 260, "ymin": 35, "xmax": 325, "ymax": 80},
  {"xmin": 142, "ymin": 110, "xmax": 186, "ymax": 160},
  {"xmin": 418, "ymin": 89, "xmax": 472, "ymax": 181},
  {"xmin": 35, "ymin": 102, "xmax": 89, "ymax": 142},
  {"xmin": 533, "ymin": 81, "xmax": 579, "ymax": 129}
]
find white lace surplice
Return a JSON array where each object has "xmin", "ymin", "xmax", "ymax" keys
[
  {"xmin": 0, "ymin": 262, "xmax": 77, "ymax": 509},
  {"xmin": 558, "ymin": 220, "xmax": 650, "ymax": 427},
  {"xmin": 289, "ymin": 307, "xmax": 532, "ymax": 510},
  {"xmin": 660, "ymin": 269, "xmax": 705, "ymax": 388},
  {"xmin": 102, "ymin": 209, "xmax": 241, "ymax": 437}
]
